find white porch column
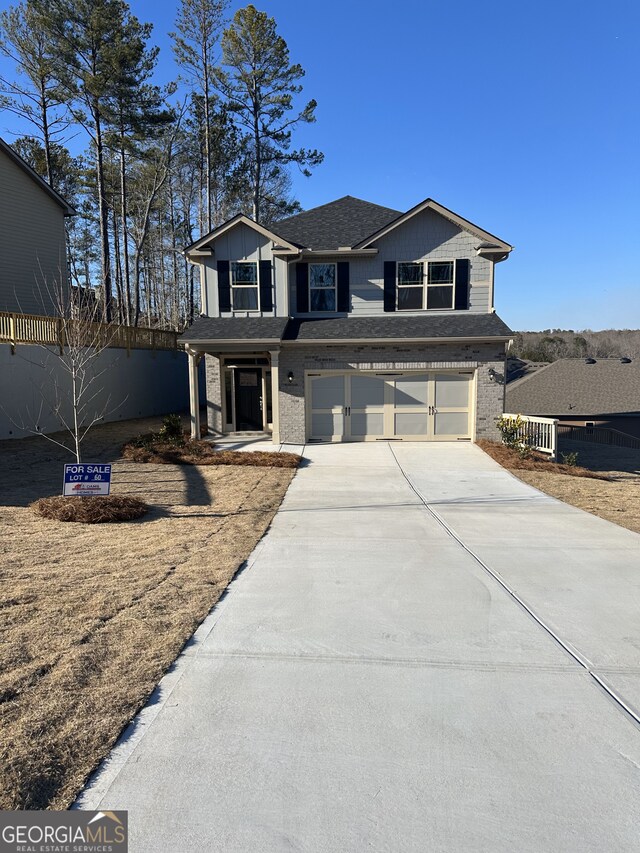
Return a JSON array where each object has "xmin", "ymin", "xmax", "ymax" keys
[
  {"xmin": 187, "ymin": 346, "xmax": 201, "ymax": 440},
  {"xmin": 270, "ymin": 350, "xmax": 280, "ymax": 445}
]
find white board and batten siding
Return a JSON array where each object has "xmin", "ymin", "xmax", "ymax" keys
[{"xmin": 0, "ymin": 149, "xmax": 68, "ymax": 316}]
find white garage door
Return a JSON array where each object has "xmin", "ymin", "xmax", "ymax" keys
[{"xmin": 307, "ymin": 371, "xmax": 473, "ymax": 442}]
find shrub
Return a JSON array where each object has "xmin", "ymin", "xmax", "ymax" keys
[
  {"xmin": 157, "ymin": 413, "xmax": 184, "ymax": 444},
  {"xmin": 561, "ymin": 451, "xmax": 579, "ymax": 467},
  {"xmin": 496, "ymin": 414, "xmax": 531, "ymax": 458}
]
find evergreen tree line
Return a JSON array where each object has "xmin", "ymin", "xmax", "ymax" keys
[
  {"xmin": 511, "ymin": 329, "xmax": 640, "ymax": 362},
  {"xmin": 0, "ymin": 0, "xmax": 323, "ymax": 328}
]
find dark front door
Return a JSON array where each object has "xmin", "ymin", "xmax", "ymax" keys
[{"xmin": 235, "ymin": 369, "xmax": 263, "ymax": 430}]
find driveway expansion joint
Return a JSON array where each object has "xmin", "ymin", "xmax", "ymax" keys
[{"xmin": 387, "ymin": 442, "xmax": 640, "ymax": 732}]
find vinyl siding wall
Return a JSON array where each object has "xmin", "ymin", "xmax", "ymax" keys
[
  {"xmin": 201, "ymin": 223, "xmax": 287, "ymax": 317},
  {"xmin": 288, "ymin": 208, "xmax": 493, "ymax": 317},
  {"xmin": 0, "ymin": 150, "xmax": 68, "ymax": 315}
]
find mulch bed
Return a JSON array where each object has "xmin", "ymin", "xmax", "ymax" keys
[
  {"xmin": 31, "ymin": 495, "xmax": 148, "ymax": 523},
  {"xmin": 122, "ymin": 436, "xmax": 301, "ymax": 469},
  {"xmin": 477, "ymin": 439, "xmax": 611, "ymax": 480}
]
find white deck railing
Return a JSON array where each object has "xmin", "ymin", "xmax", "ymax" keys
[{"xmin": 502, "ymin": 413, "xmax": 559, "ymax": 459}]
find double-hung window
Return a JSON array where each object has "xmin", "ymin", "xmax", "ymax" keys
[
  {"xmin": 397, "ymin": 262, "xmax": 424, "ymax": 310},
  {"xmin": 309, "ymin": 263, "xmax": 336, "ymax": 311},
  {"xmin": 426, "ymin": 261, "xmax": 454, "ymax": 309},
  {"xmin": 231, "ymin": 261, "xmax": 259, "ymax": 310},
  {"xmin": 397, "ymin": 260, "xmax": 455, "ymax": 310}
]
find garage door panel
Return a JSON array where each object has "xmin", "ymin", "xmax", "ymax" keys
[
  {"xmin": 394, "ymin": 375, "xmax": 429, "ymax": 407},
  {"xmin": 351, "ymin": 412, "xmax": 384, "ymax": 437},
  {"xmin": 312, "ymin": 412, "xmax": 344, "ymax": 438},
  {"xmin": 308, "ymin": 371, "xmax": 473, "ymax": 442},
  {"xmin": 351, "ymin": 375, "xmax": 385, "ymax": 408},
  {"xmin": 311, "ymin": 375, "xmax": 345, "ymax": 408},
  {"xmin": 434, "ymin": 411, "xmax": 469, "ymax": 436},
  {"xmin": 434, "ymin": 373, "xmax": 470, "ymax": 408},
  {"xmin": 395, "ymin": 412, "xmax": 429, "ymax": 436}
]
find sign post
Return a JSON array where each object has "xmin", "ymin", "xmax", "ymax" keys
[{"xmin": 63, "ymin": 464, "xmax": 112, "ymax": 497}]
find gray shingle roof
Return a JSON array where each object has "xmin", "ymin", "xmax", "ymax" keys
[
  {"xmin": 180, "ymin": 317, "xmax": 289, "ymax": 343},
  {"xmin": 284, "ymin": 313, "xmax": 512, "ymax": 341},
  {"xmin": 505, "ymin": 358, "xmax": 640, "ymax": 416},
  {"xmin": 273, "ymin": 196, "xmax": 401, "ymax": 250},
  {"xmin": 180, "ymin": 313, "xmax": 512, "ymax": 344}
]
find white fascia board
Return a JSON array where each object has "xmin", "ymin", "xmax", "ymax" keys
[
  {"xmin": 185, "ymin": 214, "xmax": 299, "ymax": 255},
  {"xmin": 282, "ymin": 335, "xmax": 512, "ymax": 346}
]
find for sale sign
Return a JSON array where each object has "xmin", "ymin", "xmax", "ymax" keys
[{"xmin": 63, "ymin": 463, "xmax": 112, "ymax": 496}]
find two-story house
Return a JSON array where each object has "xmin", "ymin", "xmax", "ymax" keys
[
  {"xmin": 180, "ymin": 195, "xmax": 513, "ymax": 445},
  {"xmin": 0, "ymin": 137, "xmax": 75, "ymax": 316}
]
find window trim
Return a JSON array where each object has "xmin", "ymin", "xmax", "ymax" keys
[
  {"xmin": 396, "ymin": 259, "xmax": 457, "ymax": 311},
  {"xmin": 308, "ymin": 262, "xmax": 337, "ymax": 313},
  {"xmin": 230, "ymin": 260, "xmax": 260, "ymax": 313}
]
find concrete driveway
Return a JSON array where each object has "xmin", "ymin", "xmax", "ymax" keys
[{"xmin": 77, "ymin": 443, "xmax": 640, "ymax": 852}]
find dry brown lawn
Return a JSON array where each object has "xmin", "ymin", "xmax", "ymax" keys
[
  {"xmin": 0, "ymin": 416, "xmax": 295, "ymax": 810},
  {"xmin": 479, "ymin": 439, "xmax": 640, "ymax": 535}
]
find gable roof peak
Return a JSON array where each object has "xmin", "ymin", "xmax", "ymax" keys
[
  {"xmin": 353, "ymin": 196, "xmax": 513, "ymax": 252},
  {"xmin": 0, "ymin": 136, "xmax": 75, "ymax": 215}
]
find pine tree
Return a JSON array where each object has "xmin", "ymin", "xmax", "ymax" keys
[
  {"xmin": 0, "ymin": 0, "xmax": 68, "ymax": 187},
  {"xmin": 34, "ymin": 0, "xmax": 157, "ymax": 321},
  {"xmin": 171, "ymin": 0, "xmax": 228, "ymax": 233},
  {"xmin": 215, "ymin": 4, "xmax": 323, "ymax": 223}
]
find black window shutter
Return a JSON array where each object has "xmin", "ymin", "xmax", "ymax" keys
[
  {"xmin": 217, "ymin": 260, "xmax": 231, "ymax": 312},
  {"xmin": 383, "ymin": 261, "xmax": 396, "ymax": 312},
  {"xmin": 259, "ymin": 260, "xmax": 273, "ymax": 312},
  {"xmin": 454, "ymin": 259, "xmax": 470, "ymax": 310},
  {"xmin": 337, "ymin": 262, "xmax": 349, "ymax": 312},
  {"xmin": 296, "ymin": 263, "xmax": 309, "ymax": 313}
]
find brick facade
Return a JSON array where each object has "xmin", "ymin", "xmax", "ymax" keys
[
  {"xmin": 274, "ymin": 341, "xmax": 506, "ymax": 444},
  {"xmin": 205, "ymin": 342, "xmax": 506, "ymax": 444}
]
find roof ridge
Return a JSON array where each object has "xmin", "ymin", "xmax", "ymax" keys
[{"xmin": 277, "ymin": 195, "xmax": 401, "ymax": 225}]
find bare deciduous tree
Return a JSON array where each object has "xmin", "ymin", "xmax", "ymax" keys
[{"xmin": 3, "ymin": 275, "xmax": 126, "ymax": 462}]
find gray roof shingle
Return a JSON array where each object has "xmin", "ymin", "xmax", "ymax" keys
[
  {"xmin": 284, "ymin": 313, "xmax": 512, "ymax": 341},
  {"xmin": 180, "ymin": 313, "xmax": 512, "ymax": 344},
  {"xmin": 273, "ymin": 196, "xmax": 401, "ymax": 250},
  {"xmin": 180, "ymin": 317, "xmax": 289, "ymax": 343},
  {"xmin": 505, "ymin": 358, "xmax": 640, "ymax": 416}
]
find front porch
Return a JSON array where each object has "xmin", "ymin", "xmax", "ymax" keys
[{"xmin": 185, "ymin": 346, "xmax": 281, "ymax": 442}]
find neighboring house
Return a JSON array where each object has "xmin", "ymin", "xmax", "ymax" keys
[
  {"xmin": 180, "ymin": 195, "xmax": 514, "ymax": 444},
  {"xmin": 506, "ymin": 357, "xmax": 640, "ymax": 439},
  {"xmin": 0, "ymin": 137, "xmax": 75, "ymax": 316},
  {"xmin": 506, "ymin": 356, "xmax": 549, "ymax": 383}
]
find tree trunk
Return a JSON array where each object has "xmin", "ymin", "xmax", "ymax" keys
[
  {"xmin": 119, "ymin": 137, "xmax": 132, "ymax": 326},
  {"xmin": 202, "ymin": 38, "xmax": 212, "ymax": 233},
  {"xmin": 169, "ymin": 179, "xmax": 180, "ymax": 329},
  {"xmin": 94, "ymin": 111, "xmax": 112, "ymax": 321},
  {"xmin": 252, "ymin": 78, "xmax": 261, "ymax": 223},
  {"xmin": 39, "ymin": 76, "xmax": 53, "ymax": 188},
  {"xmin": 112, "ymin": 206, "xmax": 125, "ymax": 324}
]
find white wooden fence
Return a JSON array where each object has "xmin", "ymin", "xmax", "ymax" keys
[{"xmin": 502, "ymin": 413, "xmax": 558, "ymax": 459}]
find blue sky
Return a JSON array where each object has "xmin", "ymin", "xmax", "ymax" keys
[{"xmin": 1, "ymin": 0, "xmax": 639, "ymax": 331}]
